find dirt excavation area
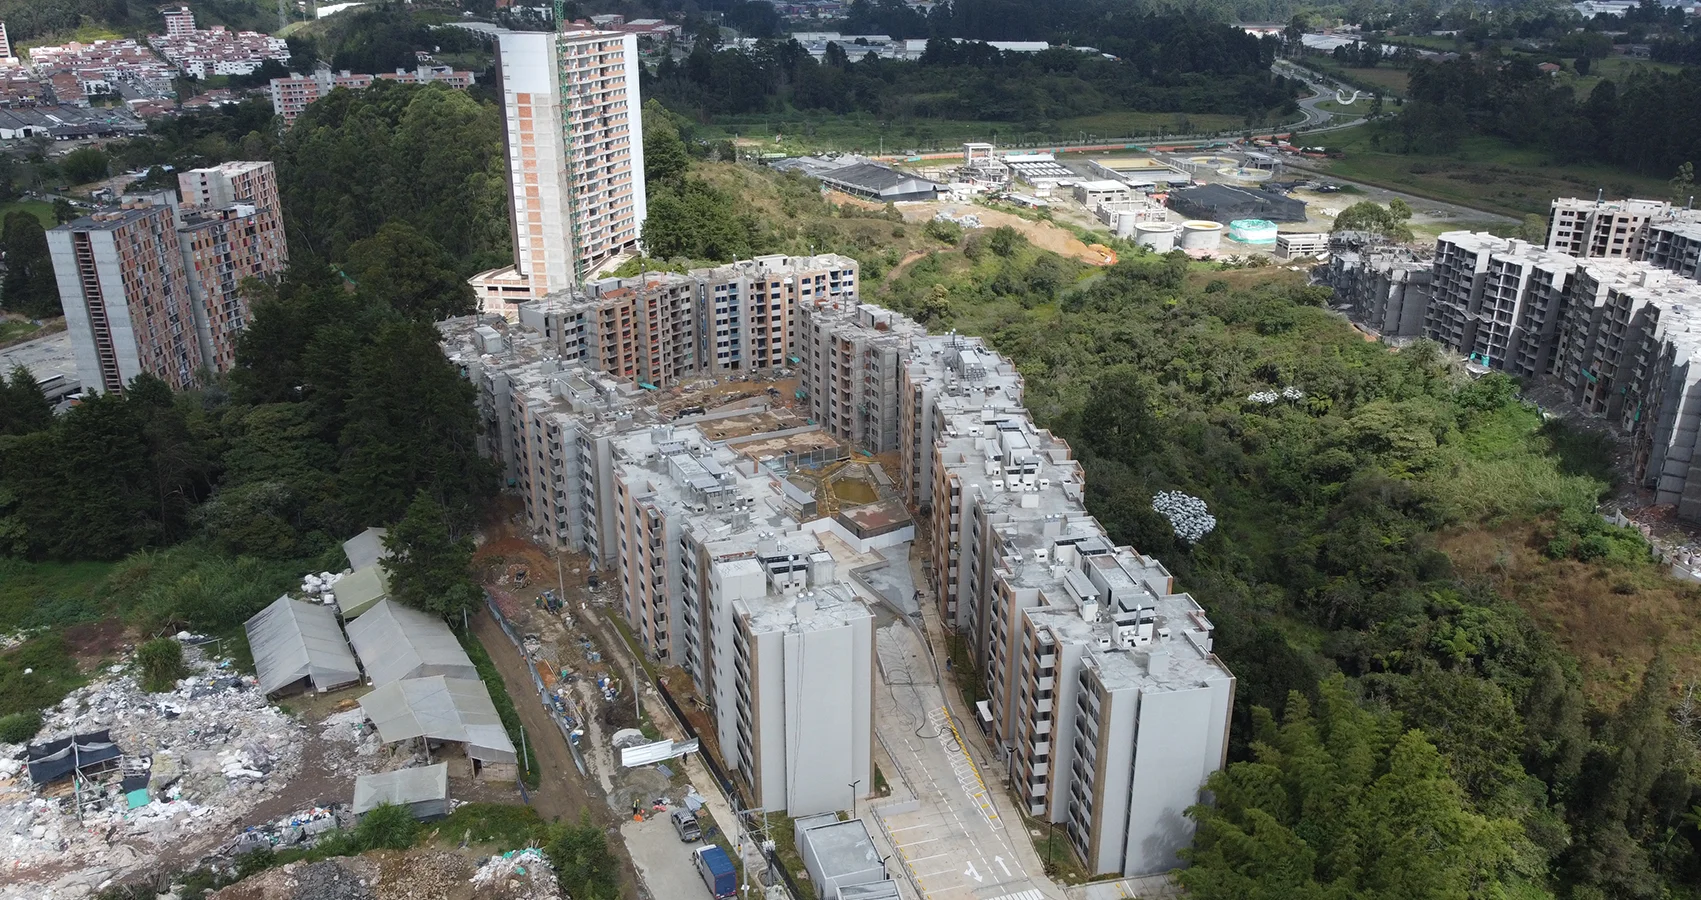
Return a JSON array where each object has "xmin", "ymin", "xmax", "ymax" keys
[{"xmin": 898, "ymin": 200, "xmax": 1118, "ymax": 265}]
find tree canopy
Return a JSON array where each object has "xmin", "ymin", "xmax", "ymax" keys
[{"xmin": 1, "ymin": 212, "xmax": 61, "ymax": 319}]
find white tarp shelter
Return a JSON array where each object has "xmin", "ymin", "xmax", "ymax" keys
[
  {"xmin": 245, "ymin": 595, "xmax": 362, "ymax": 697},
  {"xmin": 335, "ymin": 564, "xmax": 391, "ymax": 618},
  {"xmin": 345, "ymin": 599, "xmax": 477, "ymax": 686},
  {"xmin": 342, "ymin": 527, "xmax": 390, "ymax": 571},
  {"xmin": 358, "ymin": 675, "xmax": 517, "ymax": 764},
  {"xmin": 352, "ymin": 763, "xmax": 449, "ymax": 820}
]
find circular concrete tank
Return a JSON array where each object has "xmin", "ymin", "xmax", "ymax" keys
[
  {"xmin": 1228, "ymin": 218, "xmax": 1278, "ymax": 244},
  {"xmin": 1133, "ymin": 221, "xmax": 1177, "ymax": 253},
  {"xmin": 1179, "ymin": 220, "xmax": 1224, "ymax": 251},
  {"xmin": 1114, "ymin": 211, "xmax": 1139, "ymax": 238}
]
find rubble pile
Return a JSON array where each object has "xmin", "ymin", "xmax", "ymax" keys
[
  {"xmin": 210, "ymin": 857, "xmax": 381, "ymax": 900},
  {"xmin": 0, "ymin": 646, "xmax": 307, "ymax": 893},
  {"xmin": 470, "ymin": 848, "xmax": 560, "ymax": 900}
]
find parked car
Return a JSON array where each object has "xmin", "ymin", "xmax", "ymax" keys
[{"xmin": 671, "ymin": 808, "xmax": 701, "ymax": 842}]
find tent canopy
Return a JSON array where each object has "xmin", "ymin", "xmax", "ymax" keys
[
  {"xmin": 342, "ymin": 527, "xmax": 390, "ymax": 572},
  {"xmin": 336, "ymin": 565, "xmax": 391, "ymax": 618},
  {"xmin": 345, "ymin": 599, "xmax": 477, "ymax": 686},
  {"xmin": 359, "ymin": 675, "xmax": 517, "ymax": 764},
  {"xmin": 27, "ymin": 730, "xmax": 121, "ymax": 785},
  {"xmin": 245, "ymin": 595, "xmax": 362, "ymax": 696},
  {"xmin": 352, "ymin": 763, "xmax": 449, "ymax": 816}
]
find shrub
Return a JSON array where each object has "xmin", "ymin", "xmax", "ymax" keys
[
  {"xmin": 137, "ymin": 637, "xmax": 188, "ymax": 692},
  {"xmin": 353, "ymin": 803, "xmax": 420, "ymax": 850},
  {"xmin": 0, "ymin": 709, "xmax": 43, "ymax": 744}
]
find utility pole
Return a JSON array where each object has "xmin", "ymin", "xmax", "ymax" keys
[{"xmin": 848, "ymin": 779, "xmax": 861, "ymax": 820}]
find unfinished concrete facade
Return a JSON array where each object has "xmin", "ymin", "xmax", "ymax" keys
[{"xmin": 797, "ymin": 301, "xmax": 924, "ymax": 453}]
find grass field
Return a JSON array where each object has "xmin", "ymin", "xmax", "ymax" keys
[
  {"xmin": 1316, "ymin": 98, "xmax": 1372, "ymax": 117},
  {"xmin": 708, "ymin": 110, "xmax": 1263, "ymax": 154},
  {"xmin": 1314, "ymin": 124, "xmax": 1674, "ymax": 217},
  {"xmin": 0, "ymin": 200, "xmax": 58, "ymax": 228},
  {"xmin": 0, "ymin": 319, "xmax": 41, "ymax": 344},
  {"xmin": 1303, "ymin": 60, "xmax": 1412, "ymax": 98},
  {"xmin": 1556, "ymin": 56, "xmax": 1688, "ymax": 101}
]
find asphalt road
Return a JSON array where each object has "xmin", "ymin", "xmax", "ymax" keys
[{"xmin": 874, "ymin": 621, "xmax": 1049, "ymax": 900}]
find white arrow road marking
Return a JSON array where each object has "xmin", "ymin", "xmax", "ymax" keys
[
  {"xmin": 964, "ymin": 861, "xmax": 983, "ymax": 883},
  {"xmin": 995, "ymin": 856, "xmax": 1012, "ymax": 878}
]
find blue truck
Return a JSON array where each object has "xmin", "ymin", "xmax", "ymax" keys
[{"xmin": 693, "ymin": 845, "xmax": 737, "ymax": 899}]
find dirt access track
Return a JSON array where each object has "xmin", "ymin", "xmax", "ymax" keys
[{"xmin": 897, "ymin": 200, "xmax": 1117, "ymax": 265}]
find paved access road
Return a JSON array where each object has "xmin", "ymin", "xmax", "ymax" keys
[
  {"xmin": 624, "ymin": 814, "xmax": 714, "ymax": 900},
  {"xmin": 873, "ymin": 622, "xmax": 1051, "ymax": 900}
]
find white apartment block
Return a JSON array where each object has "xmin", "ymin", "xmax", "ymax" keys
[
  {"xmin": 440, "ymin": 318, "xmax": 656, "ymax": 561},
  {"xmin": 1549, "ymin": 261, "xmax": 1701, "ymax": 514},
  {"xmin": 470, "ymin": 28, "xmax": 647, "ymax": 317},
  {"xmin": 898, "ymin": 327, "xmax": 1234, "ymax": 877},
  {"xmin": 443, "ymin": 282, "xmax": 1234, "ymax": 868},
  {"xmin": 797, "ymin": 301, "xmax": 923, "ymax": 453},
  {"xmin": 606, "ymin": 423, "xmax": 882, "ymax": 816},
  {"xmin": 162, "ymin": 7, "xmax": 196, "ymax": 37}
]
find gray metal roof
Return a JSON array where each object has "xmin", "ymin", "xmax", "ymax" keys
[
  {"xmin": 335, "ymin": 564, "xmax": 390, "ymax": 617},
  {"xmin": 358, "ymin": 676, "xmax": 517, "ymax": 763},
  {"xmin": 345, "ymin": 599, "xmax": 478, "ymax": 686},
  {"xmin": 342, "ymin": 527, "xmax": 389, "ymax": 571},
  {"xmin": 244, "ymin": 595, "xmax": 362, "ymax": 696},
  {"xmin": 352, "ymin": 763, "xmax": 449, "ymax": 814}
]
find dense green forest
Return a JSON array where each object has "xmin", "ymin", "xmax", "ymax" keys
[
  {"xmin": 649, "ymin": 15, "xmax": 1300, "ymax": 124},
  {"xmin": 0, "ymin": 0, "xmax": 275, "ymax": 42},
  {"xmin": 873, "ymin": 230, "xmax": 1701, "ymax": 898},
  {"xmin": 1379, "ymin": 55, "xmax": 1701, "ymax": 177}
]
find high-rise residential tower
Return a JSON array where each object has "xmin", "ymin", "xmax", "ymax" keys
[
  {"xmin": 50, "ymin": 203, "xmax": 200, "ymax": 393},
  {"xmin": 50, "ymin": 162, "xmax": 287, "ymax": 393},
  {"xmin": 469, "ymin": 27, "xmax": 647, "ymax": 320}
]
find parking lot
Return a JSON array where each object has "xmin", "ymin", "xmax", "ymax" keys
[
  {"xmin": 623, "ymin": 812, "xmax": 716, "ymax": 900},
  {"xmin": 873, "ymin": 621, "xmax": 1049, "ymax": 900}
]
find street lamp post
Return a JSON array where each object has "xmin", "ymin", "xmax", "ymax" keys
[{"xmin": 849, "ymin": 779, "xmax": 862, "ymax": 820}]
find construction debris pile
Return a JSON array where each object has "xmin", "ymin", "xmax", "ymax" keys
[
  {"xmin": 300, "ymin": 571, "xmax": 347, "ymax": 607},
  {"xmin": 471, "ymin": 848, "xmax": 560, "ymax": 900},
  {"xmin": 209, "ymin": 848, "xmax": 562, "ymax": 900},
  {"xmin": 0, "ymin": 645, "xmax": 305, "ymax": 897}
]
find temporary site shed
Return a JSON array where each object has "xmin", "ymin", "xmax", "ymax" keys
[
  {"xmin": 245, "ymin": 595, "xmax": 362, "ymax": 697},
  {"xmin": 352, "ymin": 763, "xmax": 449, "ymax": 820},
  {"xmin": 358, "ymin": 676, "xmax": 517, "ymax": 776},
  {"xmin": 342, "ymin": 527, "xmax": 390, "ymax": 571},
  {"xmin": 344, "ymin": 599, "xmax": 478, "ymax": 686},
  {"xmin": 335, "ymin": 564, "xmax": 391, "ymax": 618},
  {"xmin": 26, "ymin": 730, "xmax": 123, "ymax": 786}
]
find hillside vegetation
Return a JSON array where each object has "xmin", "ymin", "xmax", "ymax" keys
[{"xmin": 865, "ymin": 222, "xmax": 1701, "ymax": 898}]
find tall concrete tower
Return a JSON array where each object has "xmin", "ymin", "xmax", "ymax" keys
[{"xmin": 468, "ymin": 26, "xmax": 648, "ymax": 320}]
